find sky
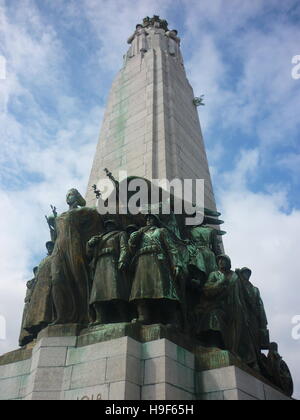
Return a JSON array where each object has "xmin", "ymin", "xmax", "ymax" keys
[{"xmin": 0, "ymin": 0, "xmax": 299, "ymax": 399}]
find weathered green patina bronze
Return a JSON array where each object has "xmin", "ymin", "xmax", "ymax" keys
[
  {"xmin": 195, "ymin": 255, "xmax": 237, "ymax": 349},
  {"xmin": 87, "ymin": 220, "xmax": 131, "ymax": 325},
  {"xmin": 17, "ymin": 179, "xmax": 293, "ymax": 396},
  {"xmin": 19, "ymin": 267, "xmax": 38, "ymax": 347},
  {"xmin": 236, "ymin": 267, "xmax": 270, "ymax": 351},
  {"xmin": 51, "ymin": 189, "xmax": 103, "ymax": 325},
  {"xmin": 195, "ymin": 255, "xmax": 263, "ymax": 371},
  {"xmin": 45, "ymin": 205, "xmax": 58, "ymax": 243},
  {"xmin": 129, "ymin": 214, "xmax": 183, "ymax": 326},
  {"xmin": 265, "ymin": 342, "xmax": 294, "ymax": 397},
  {"xmin": 23, "ymin": 242, "xmax": 55, "ymax": 338},
  {"xmin": 186, "ymin": 225, "xmax": 220, "ymax": 279}
]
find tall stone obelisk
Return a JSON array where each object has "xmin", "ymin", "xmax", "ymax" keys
[{"xmin": 86, "ymin": 17, "xmax": 217, "ymax": 212}]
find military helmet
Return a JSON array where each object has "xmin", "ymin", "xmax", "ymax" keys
[{"xmin": 104, "ymin": 219, "xmax": 118, "ymax": 229}]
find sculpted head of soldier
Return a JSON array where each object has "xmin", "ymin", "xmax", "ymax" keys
[
  {"xmin": 269, "ymin": 342, "xmax": 279, "ymax": 353},
  {"xmin": 146, "ymin": 214, "xmax": 160, "ymax": 228},
  {"xmin": 66, "ymin": 189, "xmax": 86, "ymax": 210},
  {"xmin": 217, "ymin": 255, "xmax": 232, "ymax": 272},
  {"xmin": 126, "ymin": 224, "xmax": 139, "ymax": 237},
  {"xmin": 46, "ymin": 241, "xmax": 55, "ymax": 256},
  {"xmin": 104, "ymin": 219, "xmax": 118, "ymax": 233},
  {"xmin": 240, "ymin": 267, "xmax": 252, "ymax": 282}
]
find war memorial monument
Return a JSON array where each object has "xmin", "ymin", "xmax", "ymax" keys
[{"xmin": 0, "ymin": 16, "xmax": 294, "ymax": 401}]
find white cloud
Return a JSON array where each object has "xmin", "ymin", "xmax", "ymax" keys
[
  {"xmin": 184, "ymin": 0, "xmax": 300, "ymax": 154},
  {"xmin": 48, "ymin": 0, "xmax": 174, "ymax": 74},
  {"xmin": 185, "ymin": 34, "xmax": 235, "ymax": 132},
  {"xmin": 84, "ymin": 0, "xmax": 173, "ymax": 70}
]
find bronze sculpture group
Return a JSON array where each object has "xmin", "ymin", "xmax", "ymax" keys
[{"xmin": 18, "ymin": 184, "xmax": 293, "ymax": 397}]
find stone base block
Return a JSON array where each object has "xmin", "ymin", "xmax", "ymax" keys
[
  {"xmin": 0, "ymin": 324, "xmax": 293, "ymax": 400},
  {"xmin": 196, "ymin": 366, "xmax": 291, "ymax": 400}
]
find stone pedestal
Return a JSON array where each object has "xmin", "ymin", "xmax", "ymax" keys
[
  {"xmin": 0, "ymin": 324, "xmax": 292, "ymax": 400},
  {"xmin": 197, "ymin": 366, "xmax": 291, "ymax": 401}
]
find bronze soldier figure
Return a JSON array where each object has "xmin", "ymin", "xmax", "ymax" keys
[
  {"xmin": 51, "ymin": 189, "xmax": 103, "ymax": 325},
  {"xmin": 196, "ymin": 256, "xmax": 264, "ymax": 371},
  {"xmin": 19, "ymin": 267, "xmax": 38, "ymax": 347},
  {"xmin": 195, "ymin": 255, "xmax": 237, "ymax": 349},
  {"xmin": 24, "ymin": 242, "xmax": 55, "ymax": 337},
  {"xmin": 87, "ymin": 220, "xmax": 131, "ymax": 325},
  {"xmin": 186, "ymin": 224, "xmax": 220, "ymax": 281},
  {"xmin": 129, "ymin": 214, "xmax": 183, "ymax": 327},
  {"xmin": 236, "ymin": 267, "xmax": 270, "ymax": 351}
]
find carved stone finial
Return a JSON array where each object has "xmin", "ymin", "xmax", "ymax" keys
[{"xmin": 141, "ymin": 15, "xmax": 169, "ymax": 31}]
